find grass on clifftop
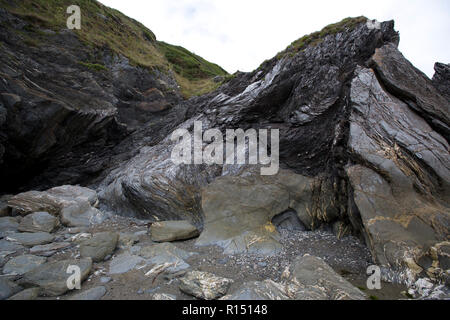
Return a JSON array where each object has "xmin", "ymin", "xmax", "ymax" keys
[
  {"xmin": 0, "ymin": 0, "xmax": 228, "ymax": 98},
  {"xmin": 277, "ymin": 16, "xmax": 368, "ymax": 59}
]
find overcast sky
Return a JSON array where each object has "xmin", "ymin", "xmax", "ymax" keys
[{"xmin": 98, "ymin": 0, "xmax": 449, "ymax": 78}]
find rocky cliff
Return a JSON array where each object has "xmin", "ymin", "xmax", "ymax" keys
[{"xmin": 0, "ymin": 1, "xmax": 449, "ymax": 298}]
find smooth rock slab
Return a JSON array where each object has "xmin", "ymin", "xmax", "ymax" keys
[
  {"xmin": 150, "ymin": 220, "xmax": 199, "ymax": 242},
  {"xmin": 18, "ymin": 212, "xmax": 59, "ymax": 233},
  {"xmin": 30, "ymin": 242, "xmax": 72, "ymax": 255},
  {"xmin": 0, "ymin": 278, "xmax": 22, "ymax": 300},
  {"xmin": 0, "ymin": 217, "xmax": 18, "ymax": 233},
  {"xmin": 7, "ymin": 287, "xmax": 40, "ymax": 300},
  {"xmin": 139, "ymin": 243, "xmax": 195, "ymax": 273},
  {"xmin": 179, "ymin": 271, "xmax": 233, "ymax": 300},
  {"xmin": 60, "ymin": 200, "xmax": 104, "ymax": 227},
  {"xmin": 2, "ymin": 254, "xmax": 47, "ymax": 275},
  {"xmin": 69, "ymin": 286, "xmax": 106, "ymax": 300},
  {"xmin": 80, "ymin": 232, "xmax": 118, "ymax": 262},
  {"xmin": 6, "ymin": 232, "xmax": 54, "ymax": 247},
  {"xmin": 287, "ymin": 255, "xmax": 366, "ymax": 300},
  {"xmin": 0, "ymin": 239, "xmax": 24, "ymax": 251},
  {"xmin": 19, "ymin": 258, "xmax": 92, "ymax": 296},
  {"xmin": 221, "ymin": 280, "xmax": 290, "ymax": 300},
  {"xmin": 109, "ymin": 253, "xmax": 145, "ymax": 275}
]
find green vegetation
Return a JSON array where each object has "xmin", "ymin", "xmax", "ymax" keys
[
  {"xmin": 369, "ymin": 295, "xmax": 379, "ymax": 300},
  {"xmin": 276, "ymin": 16, "xmax": 368, "ymax": 59},
  {"xmin": 158, "ymin": 41, "xmax": 227, "ymax": 80},
  {"xmin": 357, "ymin": 286, "xmax": 367, "ymax": 291},
  {"xmin": 78, "ymin": 61, "xmax": 107, "ymax": 72},
  {"xmin": 0, "ymin": 0, "xmax": 228, "ymax": 98}
]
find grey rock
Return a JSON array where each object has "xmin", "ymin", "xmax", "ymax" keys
[
  {"xmin": 60, "ymin": 200, "xmax": 104, "ymax": 227},
  {"xmin": 18, "ymin": 212, "xmax": 59, "ymax": 233},
  {"xmin": 109, "ymin": 253, "xmax": 145, "ymax": 275},
  {"xmin": 2, "ymin": 254, "xmax": 46, "ymax": 275},
  {"xmin": 7, "ymin": 287, "xmax": 40, "ymax": 300},
  {"xmin": 7, "ymin": 185, "xmax": 98, "ymax": 216},
  {"xmin": 80, "ymin": 232, "xmax": 118, "ymax": 262},
  {"xmin": 150, "ymin": 220, "xmax": 199, "ymax": 242},
  {"xmin": 0, "ymin": 217, "xmax": 18, "ymax": 233},
  {"xmin": 287, "ymin": 255, "xmax": 366, "ymax": 300},
  {"xmin": 0, "ymin": 239, "xmax": 24, "ymax": 251},
  {"xmin": 222, "ymin": 280, "xmax": 289, "ymax": 300},
  {"xmin": 432, "ymin": 62, "xmax": 450, "ymax": 101},
  {"xmin": 139, "ymin": 243, "xmax": 195, "ymax": 273},
  {"xmin": 19, "ymin": 258, "xmax": 92, "ymax": 296},
  {"xmin": 179, "ymin": 271, "xmax": 233, "ymax": 300},
  {"xmin": 0, "ymin": 278, "xmax": 22, "ymax": 300},
  {"xmin": 69, "ymin": 286, "xmax": 106, "ymax": 300},
  {"xmin": 30, "ymin": 242, "xmax": 72, "ymax": 255},
  {"xmin": 6, "ymin": 232, "xmax": 54, "ymax": 247},
  {"xmin": 100, "ymin": 276, "xmax": 111, "ymax": 284},
  {"xmin": 118, "ymin": 232, "xmax": 139, "ymax": 248},
  {"xmin": 272, "ymin": 209, "xmax": 306, "ymax": 232}
]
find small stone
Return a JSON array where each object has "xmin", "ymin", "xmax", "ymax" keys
[
  {"xmin": 100, "ymin": 277, "xmax": 111, "ymax": 284},
  {"xmin": 150, "ymin": 220, "xmax": 199, "ymax": 242},
  {"xmin": 152, "ymin": 293, "xmax": 176, "ymax": 300},
  {"xmin": 18, "ymin": 212, "xmax": 59, "ymax": 233},
  {"xmin": 0, "ymin": 217, "xmax": 19, "ymax": 233},
  {"xmin": 2, "ymin": 254, "xmax": 47, "ymax": 275}
]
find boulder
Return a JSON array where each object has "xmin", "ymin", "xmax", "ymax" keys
[
  {"xmin": 179, "ymin": 271, "xmax": 233, "ymax": 300},
  {"xmin": 18, "ymin": 212, "xmax": 59, "ymax": 233},
  {"xmin": 109, "ymin": 253, "xmax": 145, "ymax": 275},
  {"xmin": 2, "ymin": 254, "xmax": 47, "ymax": 275},
  {"xmin": 69, "ymin": 286, "xmax": 106, "ymax": 300},
  {"xmin": 196, "ymin": 170, "xmax": 337, "ymax": 255},
  {"xmin": 6, "ymin": 232, "xmax": 54, "ymax": 247},
  {"xmin": 139, "ymin": 242, "xmax": 195, "ymax": 273},
  {"xmin": 8, "ymin": 185, "xmax": 98, "ymax": 216},
  {"xmin": 60, "ymin": 200, "xmax": 104, "ymax": 227},
  {"xmin": 79, "ymin": 232, "xmax": 119, "ymax": 262},
  {"xmin": 150, "ymin": 220, "xmax": 199, "ymax": 242},
  {"xmin": 19, "ymin": 258, "xmax": 92, "ymax": 296},
  {"xmin": 221, "ymin": 280, "xmax": 290, "ymax": 300},
  {"xmin": 285, "ymin": 255, "xmax": 366, "ymax": 300}
]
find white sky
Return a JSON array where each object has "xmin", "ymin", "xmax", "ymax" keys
[{"xmin": 98, "ymin": 0, "xmax": 449, "ymax": 78}]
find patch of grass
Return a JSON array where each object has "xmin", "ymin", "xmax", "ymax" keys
[
  {"xmin": 0, "ymin": 0, "xmax": 228, "ymax": 98},
  {"xmin": 369, "ymin": 295, "xmax": 379, "ymax": 300},
  {"xmin": 277, "ymin": 16, "xmax": 368, "ymax": 59},
  {"xmin": 357, "ymin": 286, "xmax": 367, "ymax": 291},
  {"xmin": 78, "ymin": 61, "xmax": 107, "ymax": 72},
  {"xmin": 158, "ymin": 41, "xmax": 227, "ymax": 81}
]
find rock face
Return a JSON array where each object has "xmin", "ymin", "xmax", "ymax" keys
[
  {"xmin": 432, "ymin": 63, "xmax": 450, "ymax": 101},
  {"xmin": 150, "ymin": 220, "xmax": 199, "ymax": 242},
  {"xmin": 0, "ymin": 10, "xmax": 448, "ymax": 289}
]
